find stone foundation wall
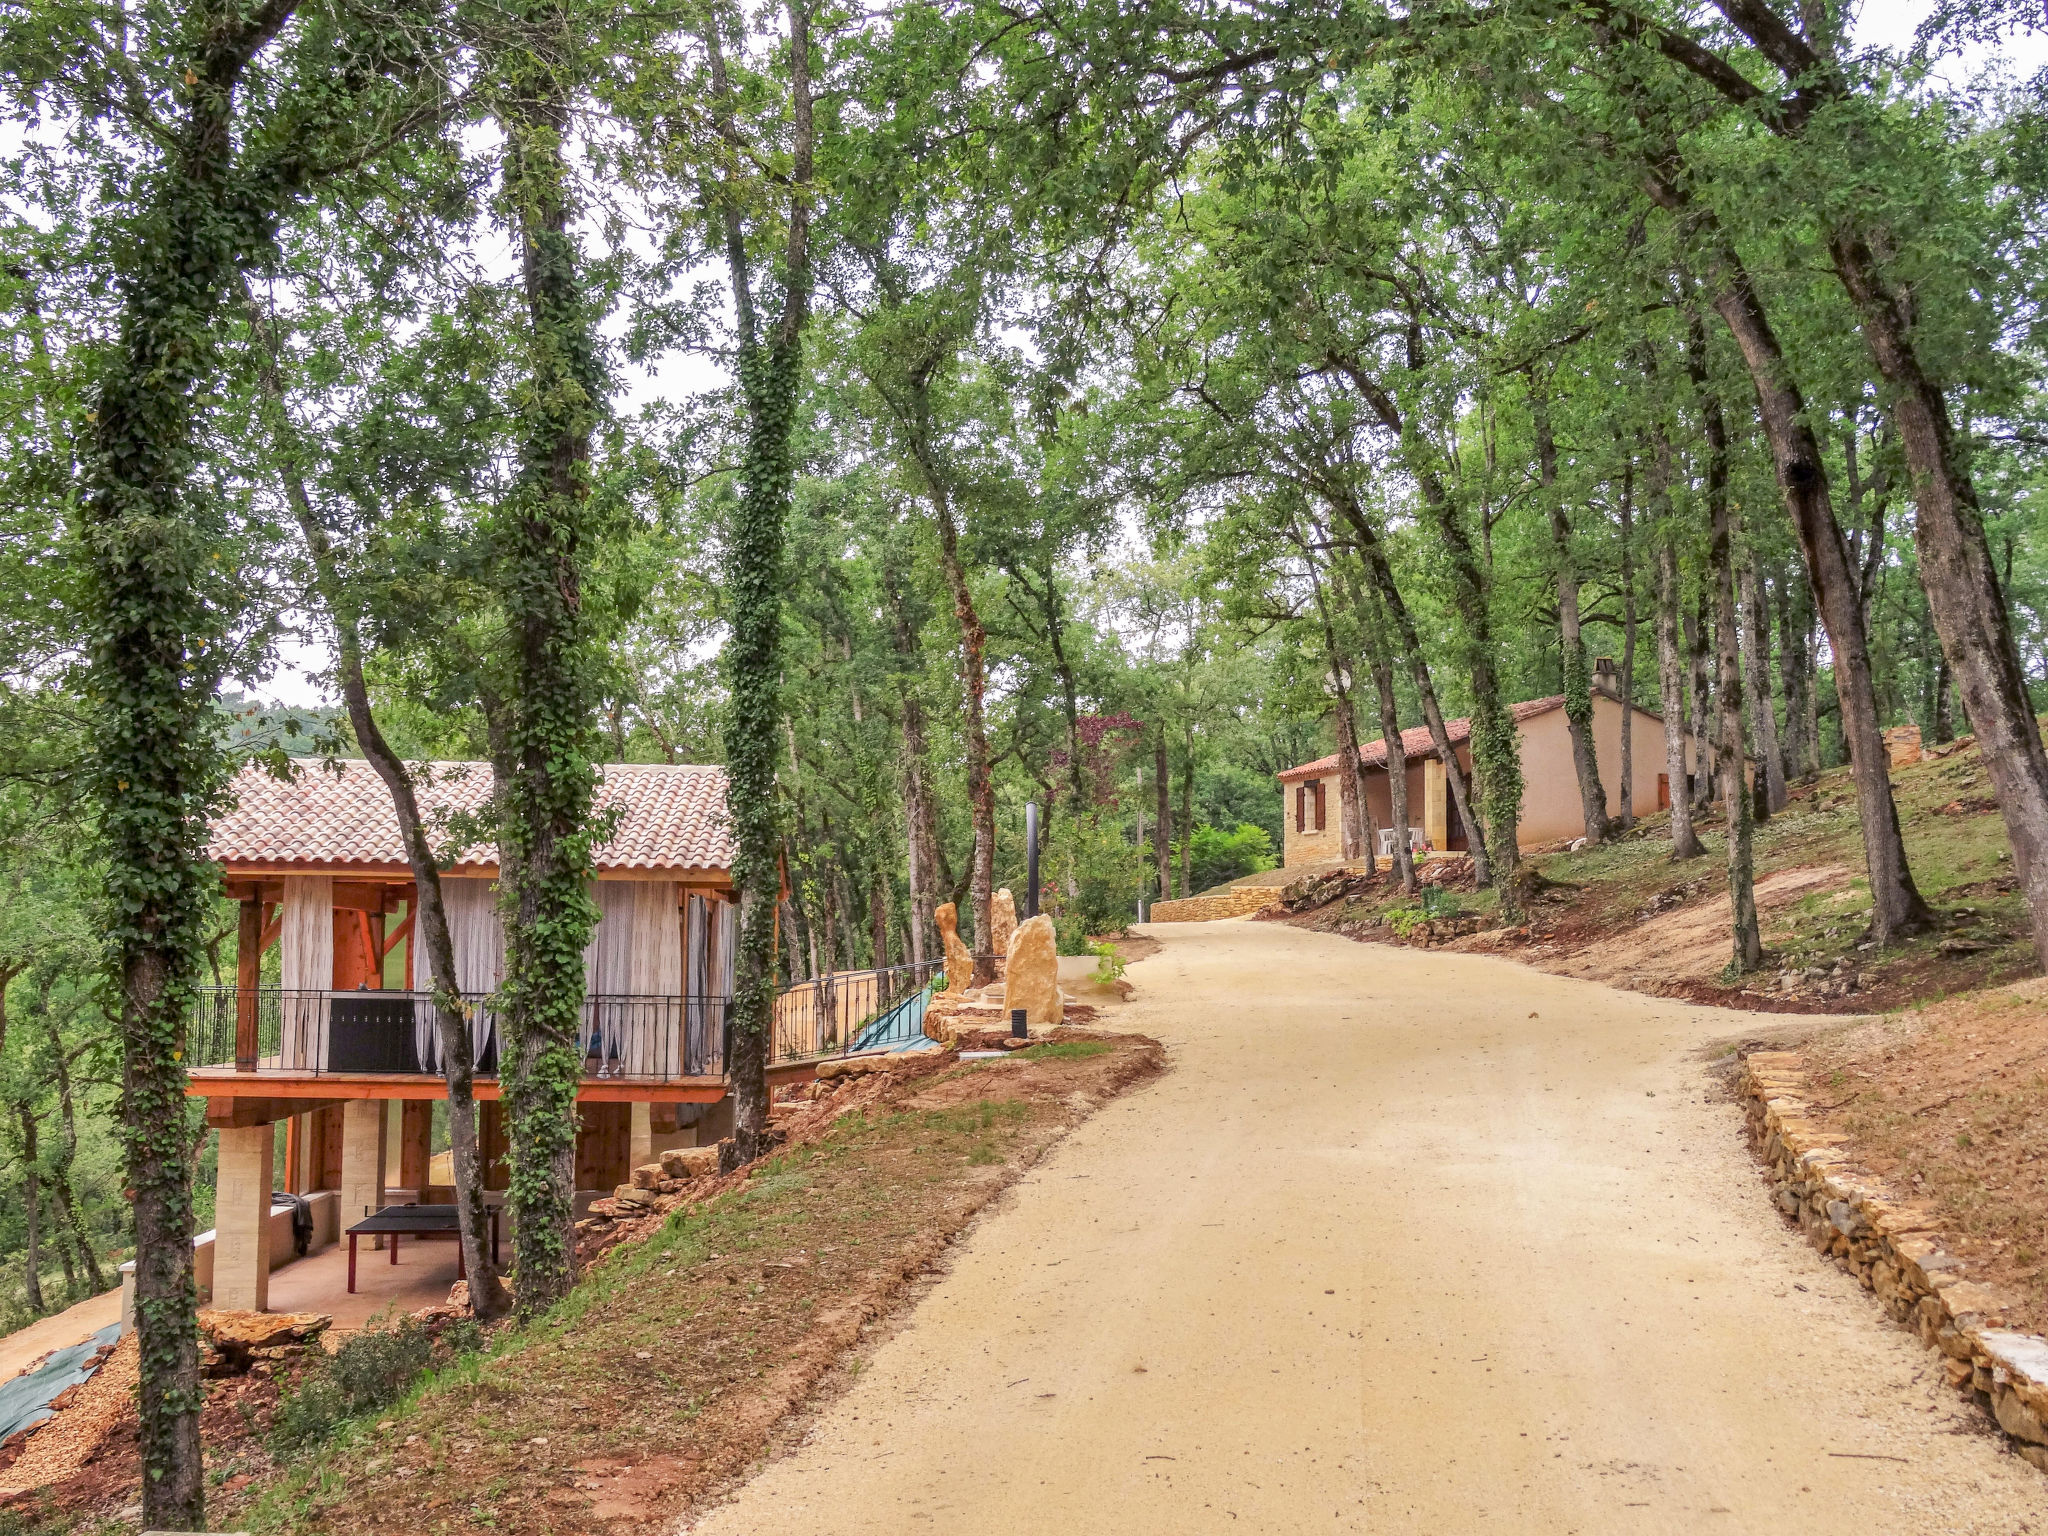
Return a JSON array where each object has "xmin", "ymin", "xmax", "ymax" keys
[
  {"xmin": 1742, "ymin": 1050, "xmax": 2048, "ymax": 1469},
  {"xmin": 1149, "ymin": 888, "xmax": 1281, "ymax": 923}
]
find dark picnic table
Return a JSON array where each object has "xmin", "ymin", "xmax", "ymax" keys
[{"xmin": 345, "ymin": 1203, "xmax": 501, "ymax": 1293}]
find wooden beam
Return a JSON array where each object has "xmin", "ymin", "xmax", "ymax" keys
[
  {"xmin": 380, "ymin": 906, "xmax": 414, "ymax": 961},
  {"xmin": 259, "ymin": 903, "xmax": 281, "ymax": 955},
  {"xmin": 236, "ymin": 899, "xmax": 262, "ymax": 1072},
  {"xmin": 207, "ymin": 1096, "xmax": 346, "ymax": 1129}
]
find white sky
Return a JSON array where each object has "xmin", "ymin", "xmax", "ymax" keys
[{"xmin": 255, "ymin": 0, "xmax": 2048, "ymax": 709}]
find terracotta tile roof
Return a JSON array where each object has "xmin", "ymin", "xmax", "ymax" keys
[
  {"xmin": 1277, "ymin": 696, "xmax": 1568, "ymax": 783},
  {"xmin": 209, "ymin": 760, "xmax": 733, "ymax": 873}
]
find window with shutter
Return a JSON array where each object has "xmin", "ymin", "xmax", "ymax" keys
[
  {"xmin": 1313, "ymin": 780, "xmax": 1327, "ymax": 831},
  {"xmin": 1295, "ymin": 784, "xmax": 1306, "ymax": 832}
]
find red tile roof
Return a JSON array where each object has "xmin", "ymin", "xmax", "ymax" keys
[
  {"xmin": 1276, "ymin": 696, "xmax": 1569, "ymax": 783},
  {"xmin": 209, "ymin": 760, "xmax": 733, "ymax": 874}
]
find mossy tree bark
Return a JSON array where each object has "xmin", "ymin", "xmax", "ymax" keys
[
  {"xmin": 484, "ymin": 0, "xmax": 609, "ymax": 1311},
  {"xmin": 706, "ymin": 0, "xmax": 815, "ymax": 1162}
]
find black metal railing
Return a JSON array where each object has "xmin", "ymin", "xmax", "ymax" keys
[
  {"xmin": 770, "ymin": 960, "xmax": 941, "ymax": 1062},
  {"xmin": 188, "ymin": 988, "xmax": 730, "ymax": 1081}
]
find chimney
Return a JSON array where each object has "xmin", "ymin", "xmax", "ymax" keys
[{"xmin": 1592, "ymin": 656, "xmax": 1620, "ymax": 698}]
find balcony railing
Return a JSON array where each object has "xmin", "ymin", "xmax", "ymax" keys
[
  {"xmin": 188, "ymin": 962, "xmax": 937, "ymax": 1085},
  {"xmin": 188, "ymin": 988, "xmax": 728, "ymax": 1082},
  {"xmin": 771, "ymin": 960, "xmax": 942, "ymax": 1061}
]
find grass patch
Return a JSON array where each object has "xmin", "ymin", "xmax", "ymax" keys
[{"xmin": 1016, "ymin": 1040, "xmax": 1110, "ymax": 1062}]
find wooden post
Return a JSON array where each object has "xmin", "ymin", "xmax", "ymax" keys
[{"xmin": 236, "ymin": 897, "xmax": 262, "ymax": 1072}]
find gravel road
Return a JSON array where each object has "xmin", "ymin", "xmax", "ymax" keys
[{"xmin": 685, "ymin": 918, "xmax": 2047, "ymax": 1533}]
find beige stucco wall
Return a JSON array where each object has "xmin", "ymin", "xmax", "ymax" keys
[
  {"xmin": 1517, "ymin": 696, "xmax": 1685, "ymax": 847},
  {"xmin": 1280, "ymin": 699, "xmax": 1690, "ymax": 867}
]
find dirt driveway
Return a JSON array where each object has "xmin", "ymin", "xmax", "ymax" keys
[{"xmin": 685, "ymin": 919, "xmax": 2046, "ymax": 1533}]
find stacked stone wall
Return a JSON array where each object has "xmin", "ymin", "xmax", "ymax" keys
[
  {"xmin": 1148, "ymin": 888, "xmax": 1281, "ymax": 923},
  {"xmin": 1742, "ymin": 1050, "xmax": 2048, "ymax": 1469}
]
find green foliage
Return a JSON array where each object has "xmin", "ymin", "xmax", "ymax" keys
[
  {"xmin": 1044, "ymin": 811, "xmax": 1145, "ymax": 940},
  {"xmin": 1186, "ymin": 823, "xmax": 1277, "ymax": 894},
  {"xmin": 1088, "ymin": 940, "xmax": 1126, "ymax": 985},
  {"xmin": 1384, "ymin": 885, "xmax": 1460, "ymax": 938},
  {"xmin": 269, "ymin": 1320, "xmax": 437, "ymax": 1456}
]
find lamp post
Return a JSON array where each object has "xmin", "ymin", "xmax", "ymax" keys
[{"xmin": 1024, "ymin": 801, "xmax": 1040, "ymax": 920}]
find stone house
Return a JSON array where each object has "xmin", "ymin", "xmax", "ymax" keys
[{"xmin": 1278, "ymin": 665, "xmax": 1689, "ymax": 866}]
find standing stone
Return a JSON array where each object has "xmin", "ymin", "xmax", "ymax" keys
[
  {"xmin": 990, "ymin": 889, "xmax": 1017, "ymax": 975},
  {"xmin": 1003, "ymin": 914, "xmax": 1064, "ymax": 1028},
  {"xmin": 934, "ymin": 902, "xmax": 974, "ymax": 997}
]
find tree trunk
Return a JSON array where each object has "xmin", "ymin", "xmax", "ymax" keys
[
  {"xmin": 490, "ymin": 19, "xmax": 615, "ymax": 1305},
  {"xmin": 1686, "ymin": 591, "xmax": 1716, "ymax": 810},
  {"xmin": 1619, "ymin": 460, "xmax": 1638, "ymax": 830},
  {"xmin": 1326, "ymin": 491, "xmax": 1491, "ymax": 884},
  {"xmin": 1739, "ymin": 551, "xmax": 1789, "ymax": 816},
  {"xmin": 1649, "ymin": 170, "xmax": 1932, "ymax": 945},
  {"xmin": 250, "ymin": 302, "xmax": 507, "ymax": 1319},
  {"xmin": 1178, "ymin": 735, "xmax": 1194, "ymax": 896},
  {"xmin": 1367, "ymin": 639, "xmax": 1418, "ymax": 895},
  {"xmin": 78, "ymin": 0, "xmax": 305, "ymax": 1496},
  {"xmin": 1155, "ymin": 732, "xmax": 1172, "ymax": 900},
  {"xmin": 18, "ymin": 1106, "xmax": 42, "ymax": 1316},
  {"xmin": 707, "ymin": 0, "xmax": 814, "ymax": 1168},
  {"xmin": 932, "ymin": 504, "xmax": 996, "ymax": 983},
  {"xmin": 1776, "ymin": 566, "xmax": 1818, "ymax": 781},
  {"xmin": 1656, "ymin": 534, "xmax": 1707, "ymax": 860},
  {"xmin": 44, "ymin": 1015, "xmax": 107, "ymax": 1294},
  {"xmin": 1322, "ymin": 352, "xmax": 1501, "ymax": 888},
  {"xmin": 1302, "ymin": 536, "xmax": 1373, "ymax": 870},
  {"xmin": 1704, "ymin": 0, "xmax": 2048, "ymax": 969},
  {"xmin": 1532, "ymin": 386, "xmax": 1613, "ymax": 843},
  {"xmin": 1699, "ymin": 367, "xmax": 1762, "ymax": 973}
]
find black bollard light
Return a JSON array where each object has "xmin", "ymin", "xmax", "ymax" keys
[
  {"xmin": 1024, "ymin": 801, "xmax": 1040, "ymax": 920},
  {"xmin": 1011, "ymin": 1006, "xmax": 1028, "ymax": 1041}
]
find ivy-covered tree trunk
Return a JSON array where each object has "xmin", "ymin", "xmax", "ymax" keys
[
  {"xmin": 81, "ymin": 0, "xmax": 306, "ymax": 1513},
  {"xmin": 488, "ymin": 13, "xmax": 608, "ymax": 1312},
  {"xmin": 709, "ymin": 0, "xmax": 814, "ymax": 1163}
]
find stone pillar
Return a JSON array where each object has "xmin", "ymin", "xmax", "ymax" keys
[
  {"xmin": 1423, "ymin": 758, "xmax": 1447, "ymax": 853},
  {"xmin": 214, "ymin": 1124, "xmax": 275, "ymax": 1312},
  {"xmin": 630, "ymin": 1101, "xmax": 653, "ymax": 1172},
  {"xmin": 339, "ymin": 1100, "xmax": 388, "ymax": 1247}
]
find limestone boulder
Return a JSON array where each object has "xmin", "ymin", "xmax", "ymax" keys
[
  {"xmin": 990, "ymin": 890, "xmax": 1017, "ymax": 973},
  {"xmin": 1003, "ymin": 914, "xmax": 1064, "ymax": 1028},
  {"xmin": 934, "ymin": 902, "xmax": 974, "ymax": 996},
  {"xmin": 198, "ymin": 1308, "xmax": 330, "ymax": 1353},
  {"xmin": 660, "ymin": 1146, "xmax": 720, "ymax": 1179}
]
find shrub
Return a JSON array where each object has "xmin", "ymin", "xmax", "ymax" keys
[
  {"xmin": 1042, "ymin": 811, "xmax": 1144, "ymax": 939},
  {"xmin": 1186, "ymin": 822, "xmax": 1276, "ymax": 892},
  {"xmin": 270, "ymin": 1317, "xmax": 435, "ymax": 1455}
]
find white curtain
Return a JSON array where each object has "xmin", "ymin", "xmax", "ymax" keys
[
  {"xmin": 441, "ymin": 878, "xmax": 502, "ymax": 1068},
  {"xmin": 280, "ymin": 875, "xmax": 332, "ymax": 1069},
  {"xmin": 584, "ymin": 881, "xmax": 681, "ymax": 1074}
]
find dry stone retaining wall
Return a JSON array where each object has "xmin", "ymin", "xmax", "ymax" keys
[
  {"xmin": 1148, "ymin": 888, "xmax": 1281, "ymax": 923},
  {"xmin": 1742, "ymin": 1050, "xmax": 2048, "ymax": 1470}
]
